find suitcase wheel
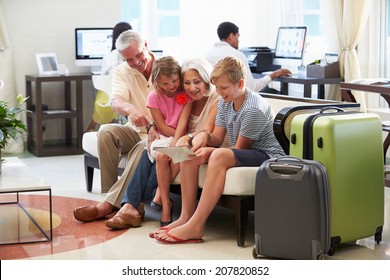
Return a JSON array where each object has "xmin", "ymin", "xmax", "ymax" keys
[
  {"xmin": 375, "ymin": 226, "xmax": 383, "ymax": 244},
  {"xmin": 328, "ymin": 246, "xmax": 335, "ymax": 256},
  {"xmin": 252, "ymin": 246, "xmax": 266, "ymax": 259},
  {"xmin": 375, "ymin": 233, "xmax": 382, "ymax": 244},
  {"xmin": 316, "ymin": 252, "xmax": 325, "ymax": 260},
  {"xmin": 252, "ymin": 247, "xmax": 258, "ymax": 259}
]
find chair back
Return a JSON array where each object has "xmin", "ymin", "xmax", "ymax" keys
[
  {"xmin": 92, "ymin": 75, "xmax": 112, "ymax": 96},
  {"xmin": 91, "ymin": 74, "xmax": 117, "ymax": 124}
]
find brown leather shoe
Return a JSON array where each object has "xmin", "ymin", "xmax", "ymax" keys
[
  {"xmin": 105, "ymin": 212, "xmax": 142, "ymax": 229},
  {"xmin": 73, "ymin": 205, "xmax": 100, "ymax": 223}
]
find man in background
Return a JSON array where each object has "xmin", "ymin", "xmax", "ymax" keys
[{"xmin": 205, "ymin": 21, "xmax": 291, "ymax": 92}]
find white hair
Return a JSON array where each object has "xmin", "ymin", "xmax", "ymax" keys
[
  {"xmin": 115, "ymin": 30, "xmax": 144, "ymax": 51},
  {"xmin": 181, "ymin": 58, "xmax": 215, "ymax": 96}
]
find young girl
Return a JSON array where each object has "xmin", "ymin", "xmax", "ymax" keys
[
  {"xmin": 105, "ymin": 56, "xmax": 192, "ymax": 229},
  {"xmin": 154, "ymin": 56, "xmax": 285, "ymax": 243},
  {"xmin": 146, "ymin": 56, "xmax": 192, "ymax": 160}
]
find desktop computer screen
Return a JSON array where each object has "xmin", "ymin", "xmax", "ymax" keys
[
  {"xmin": 75, "ymin": 28, "xmax": 113, "ymax": 72},
  {"xmin": 273, "ymin": 26, "xmax": 307, "ymax": 71}
]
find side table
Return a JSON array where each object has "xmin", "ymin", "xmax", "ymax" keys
[
  {"xmin": 0, "ymin": 157, "xmax": 52, "ymax": 245},
  {"xmin": 25, "ymin": 73, "xmax": 92, "ymax": 156},
  {"xmin": 254, "ymin": 73, "xmax": 342, "ymax": 99}
]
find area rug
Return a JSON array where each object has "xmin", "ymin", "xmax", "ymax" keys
[{"xmin": 0, "ymin": 195, "xmax": 126, "ymax": 260}]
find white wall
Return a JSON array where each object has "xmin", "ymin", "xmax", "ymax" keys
[
  {"xmin": 2, "ymin": 0, "xmax": 120, "ymax": 76},
  {"xmin": 1, "ymin": 0, "xmax": 121, "ymax": 138}
]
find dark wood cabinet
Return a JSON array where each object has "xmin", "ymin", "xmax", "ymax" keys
[{"xmin": 25, "ymin": 74, "xmax": 92, "ymax": 156}]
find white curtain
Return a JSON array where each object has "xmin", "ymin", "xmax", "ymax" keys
[
  {"xmin": 320, "ymin": 0, "xmax": 373, "ymax": 106},
  {"xmin": 358, "ymin": 0, "xmax": 386, "ymax": 109},
  {"xmin": 0, "ymin": 3, "xmax": 23, "ymax": 153},
  {"xmin": 334, "ymin": 0, "xmax": 372, "ymax": 110}
]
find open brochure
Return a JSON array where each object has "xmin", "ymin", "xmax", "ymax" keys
[{"xmin": 153, "ymin": 146, "xmax": 195, "ymax": 163}]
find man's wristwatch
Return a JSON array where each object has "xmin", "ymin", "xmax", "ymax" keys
[
  {"xmin": 187, "ymin": 133, "xmax": 194, "ymax": 148},
  {"xmin": 146, "ymin": 122, "xmax": 156, "ymax": 134}
]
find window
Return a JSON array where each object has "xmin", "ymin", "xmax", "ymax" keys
[
  {"xmin": 121, "ymin": 0, "xmax": 141, "ymax": 31},
  {"xmin": 303, "ymin": 0, "xmax": 322, "ymax": 36},
  {"xmin": 121, "ymin": 0, "xmax": 180, "ymax": 53},
  {"xmin": 159, "ymin": 16, "xmax": 180, "ymax": 37},
  {"xmin": 121, "ymin": 0, "xmax": 325, "ymax": 63},
  {"xmin": 156, "ymin": 0, "xmax": 180, "ymax": 38},
  {"xmin": 280, "ymin": 0, "xmax": 326, "ymax": 66}
]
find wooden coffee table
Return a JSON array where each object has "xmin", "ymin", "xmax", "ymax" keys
[{"xmin": 0, "ymin": 157, "xmax": 52, "ymax": 245}]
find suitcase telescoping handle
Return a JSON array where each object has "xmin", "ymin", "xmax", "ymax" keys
[
  {"xmin": 319, "ymin": 106, "xmax": 344, "ymax": 114},
  {"xmin": 264, "ymin": 156, "xmax": 308, "ymax": 180}
]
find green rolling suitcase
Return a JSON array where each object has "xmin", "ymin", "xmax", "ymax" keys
[{"xmin": 289, "ymin": 107, "xmax": 384, "ymax": 255}]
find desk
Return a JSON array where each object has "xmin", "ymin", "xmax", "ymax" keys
[
  {"xmin": 254, "ymin": 73, "xmax": 342, "ymax": 99},
  {"xmin": 339, "ymin": 81, "xmax": 390, "ymax": 187},
  {"xmin": 25, "ymin": 73, "xmax": 92, "ymax": 156},
  {"xmin": 0, "ymin": 157, "xmax": 52, "ymax": 245}
]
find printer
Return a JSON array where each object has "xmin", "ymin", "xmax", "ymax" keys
[{"xmin": 240, "ymin": 47, "xmax": 281, "ymax": 73}]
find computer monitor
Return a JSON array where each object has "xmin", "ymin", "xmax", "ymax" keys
[
  {"xmin": 75, "ymin": 28, "xmax": 113, "ymax": 72},
  {"xmin": 272, "ymin": 26, "xmax": 307, "ymax": 71},
  {"xmin": 151, "ymin": 50, "xmax": 164, "ymax": 59}
]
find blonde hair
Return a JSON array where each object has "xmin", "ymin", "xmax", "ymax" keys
[
  {"xmin": 210, "ymin": 56, "xmax": 246, "ymax": 85},
  {"xmin": 181, "ymin": 57, "xmax": 215, "ymax": 97},
  {"xmin": 151, "ymin": 56, "xmax": 182, "ymax": 93}
]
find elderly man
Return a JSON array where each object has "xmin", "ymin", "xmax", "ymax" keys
[{"xmin": 74, "ymin": 30, "xmax": 158, "ymax": 222}]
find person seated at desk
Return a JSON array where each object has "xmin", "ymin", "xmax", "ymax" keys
[{"xmin": 205, "ymin": 21, "xmax": 291, "ymax": 92}]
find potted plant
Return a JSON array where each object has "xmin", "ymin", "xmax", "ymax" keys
[{"xmin": 0, "ymin": 95, "xmax": 28, "ymax": 173}]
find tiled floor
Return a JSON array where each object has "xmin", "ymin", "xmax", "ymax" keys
[{"xmin": 1, "ymin": 153, "xmax": 390, "ymax": 260}]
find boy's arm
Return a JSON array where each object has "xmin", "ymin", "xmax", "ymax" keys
[{"xmin": 234, "ymin": 135, "xmax": 254, "ymax": 149}]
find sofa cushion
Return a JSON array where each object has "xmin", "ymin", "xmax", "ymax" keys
[
  {"xmin": 82, "ymin": 131, "xmax": 129, "ymax": 169},
  {"xmin": 82, "ymin": 131, "xmax": 99, "ymax": 157},
  {"xmin": 197, "ymin": 164, "xmax": 257, "ymax": 195},
  {"xmin": 170, "ymin": 164, "xmax": 257, "ymax": 195}
]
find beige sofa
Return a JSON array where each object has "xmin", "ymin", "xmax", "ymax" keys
[{"xmin": 82, "ymin": 93, "xmax": 359, "ymax": 247}]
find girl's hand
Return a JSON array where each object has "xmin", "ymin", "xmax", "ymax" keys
[
  {"xmin": 175, "ymin": 135, "xmax": 192, "ymax": 148},
  {"xmin": 147, "ymin": 126, "xmax": 159, "ymax": 153}
]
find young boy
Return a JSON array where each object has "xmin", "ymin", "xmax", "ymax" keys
[{"xmin": 154, "ymin": 56, "xmax": 285, "ymax": 244}]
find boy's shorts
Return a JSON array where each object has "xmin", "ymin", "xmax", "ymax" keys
[{"xmin": 231, "ymin": 148, "xmax": 270, "ymax": 167}]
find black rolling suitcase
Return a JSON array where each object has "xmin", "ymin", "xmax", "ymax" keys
[{"xmin": 253, "ymin": 156, "xmax": 330, "ymax": 260}]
